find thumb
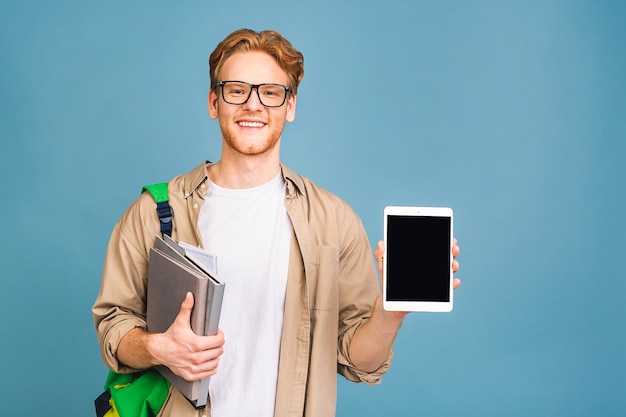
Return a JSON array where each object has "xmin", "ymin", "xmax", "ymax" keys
[
  {"xmin": 175, "ymin": 291, "xmax": 195, "ymax": 327},
  {"xmin": 374, "ymin": 240, "xmax": 384, "ymax": 261},
  {"xmin": 374, "ymin": 240, "xmax": 385, "ymax": 277}
]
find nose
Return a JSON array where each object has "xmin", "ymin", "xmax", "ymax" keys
[{"xmin": 242, "ymin": 86, "xmax": 264, "ymax": 110}]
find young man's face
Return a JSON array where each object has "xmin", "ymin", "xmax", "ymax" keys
[{"xmin": 208, "ymin": 51, "xmax": 296, "ymax": 157}]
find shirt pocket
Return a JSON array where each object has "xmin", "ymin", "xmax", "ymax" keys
[{"xmin": 305, "ymin": 245, "xmax": 339, "ymax": 312}]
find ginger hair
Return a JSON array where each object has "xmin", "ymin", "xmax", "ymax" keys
[{"xmin": 209, "ymin": 29, "xmax": 304, "ymax": 94}]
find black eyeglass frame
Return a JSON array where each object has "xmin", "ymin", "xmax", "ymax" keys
[{"xmin": 216, "ymin": 80, "xmax": 292, "ymax": 108}]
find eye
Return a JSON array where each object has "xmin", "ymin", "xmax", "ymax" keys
[
  {"xmin": 224, "ymin": 83, "xmax": 249, "ymax": 96},
  {"xmin": 260, "ymin": 85, "xmax": 284, "ymax": 98}
]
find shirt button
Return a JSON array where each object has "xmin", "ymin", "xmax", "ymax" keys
[{"xmin": 193, "ymin": 203, "xmax": 199, "ymax": 210}]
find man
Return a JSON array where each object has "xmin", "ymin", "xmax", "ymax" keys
[{"xmin": 93, "ymin": 28, "xmax": 461, "ymax": 417}]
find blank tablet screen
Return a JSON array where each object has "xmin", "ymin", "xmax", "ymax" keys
[{"xmin": 386, "ymin": 215, "xmax": 451, "ymax": 302}]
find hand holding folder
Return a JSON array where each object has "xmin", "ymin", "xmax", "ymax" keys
[{"xmin": 146, "ymin": 236, "xmax": 225, "ymax": 409}]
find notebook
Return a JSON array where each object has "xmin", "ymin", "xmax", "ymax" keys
[{"xmin": 147, "ymin": 236, "xmax": 225, "ymax": 408}]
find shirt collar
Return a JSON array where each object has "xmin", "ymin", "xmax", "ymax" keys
[
  {"xmin": 183, "ymin": 161, "xmax": 306, "ymax": 199},
  {"xmin": 280, "ymin": 163, "xmax": 305, "ymax": 198}
]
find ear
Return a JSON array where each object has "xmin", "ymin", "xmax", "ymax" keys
[
  {"xmin": 285, "ymin": 94, "xmax": 297, "ymax": 123},
  {"xmin": 208, "ymin": 90, "xmax": 219, "ymax": 119}
]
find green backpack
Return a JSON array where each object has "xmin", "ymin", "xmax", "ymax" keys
[
  {"xmin": 94, "ymin": 182, "xmax": 173, "ymax": 417},
  {"xmin": 95, "ymin": 369, "xmax": 171, "ymax": 417}
]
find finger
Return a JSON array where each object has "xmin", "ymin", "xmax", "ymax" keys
[
  {"xmin": 374, "ymin": 240, "xmax": 384, "ymax": 260},
  {"xmin": 452, "ymin": 260, "xmax": 460, "ymax": 273},
  {"xmin": 205, "ymin": 329, "xmax": 225, "ymax": 350},
  {"xmin": 453, "ymin": 278, "xmax": 461, "ymax": 289},
  {"xmin": 191, "ymin": 342, "xmax": 224, "ymax": 365},
  {"xmin": 192, "ymin": 329, "xmax": 226, "ymax": 355},
  {"xmin": 185, "ymin": 356, "xmax": 222, "ymax": 381},
  {"xmin": 452, "ymin": 238, "xmax": 460, "ymax": 258}
]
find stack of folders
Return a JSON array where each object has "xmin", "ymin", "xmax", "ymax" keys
[{"xmin": 146, "ymin": 235, "xmax": 225, "ymax": 409}]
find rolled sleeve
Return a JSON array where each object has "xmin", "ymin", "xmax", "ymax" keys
[{"xmin": 339, "ymin": 330, "xmax": 393, "ymax": 385}]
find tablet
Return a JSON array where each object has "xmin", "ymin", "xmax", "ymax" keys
[{"xmin": 383, "ymin": 206, "xmax": 454, "ymax": 312}]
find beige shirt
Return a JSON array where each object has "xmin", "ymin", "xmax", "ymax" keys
[{"xmin": 93, "ymin": 162, "xmax": 392, "ymax": 417}]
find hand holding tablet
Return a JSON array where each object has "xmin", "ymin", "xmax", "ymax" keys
[{"xmin": 382, "ymin": 206, "xmax": 454, "ymax": 312}]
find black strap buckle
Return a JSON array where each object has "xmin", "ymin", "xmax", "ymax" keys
[{"xmin": 155, "ymin": 201, "xmax": 173, "ymax": 237}]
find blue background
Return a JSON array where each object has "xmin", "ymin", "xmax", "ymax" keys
[{"xmin": 1, "ymin": 1, "xmax": 625, "ymax": 416}]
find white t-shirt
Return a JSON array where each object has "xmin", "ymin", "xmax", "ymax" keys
[{"xmin": 198, "ymin": 171, "xmax": 292, "ymax": 417}]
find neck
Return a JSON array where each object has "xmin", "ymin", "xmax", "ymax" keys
[{"xmin": 207, "ymin": 156, "xmax": 281, "ymax": 189}]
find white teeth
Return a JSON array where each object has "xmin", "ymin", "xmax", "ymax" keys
[{"xmin": 239, "ymin": 121, "xmax": 264, "ymax": 127}]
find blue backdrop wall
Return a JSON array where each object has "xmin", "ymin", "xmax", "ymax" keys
[{"xmin": 1, "ymin": 1, "xmax": 624, "ymax": 416}]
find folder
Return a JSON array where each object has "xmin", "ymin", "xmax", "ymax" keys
[{"xmin": 146, "ymin": 236, "xmax": 225, "ymax": 409}]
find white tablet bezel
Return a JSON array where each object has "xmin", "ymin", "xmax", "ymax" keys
[{"xmin": 383, "ymin": 206, "xmax": 454, "ymax": 312}]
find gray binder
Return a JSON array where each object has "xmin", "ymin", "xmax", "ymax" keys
[{"xmin": 146, "ymin": 236, "xmax": 225, "ymax": 409}]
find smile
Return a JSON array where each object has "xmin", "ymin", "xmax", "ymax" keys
[{"xmin": 238, "ymin": 121, "xmax": 265, "ymax": 128}]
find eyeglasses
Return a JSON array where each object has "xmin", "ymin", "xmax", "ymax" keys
[{"xmin": 216, "ymin": 81, "xmax": 291, "ymax": 108}]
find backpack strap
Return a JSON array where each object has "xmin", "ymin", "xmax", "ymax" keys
[{"xmin": 141, "ymin": 182, "xmax": 173, "ymax": 237}]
